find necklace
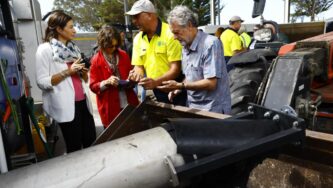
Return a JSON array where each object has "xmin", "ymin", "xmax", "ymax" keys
[{"xmin": 103, "ymin": 51, "xmax": 120, "ymax": 77}]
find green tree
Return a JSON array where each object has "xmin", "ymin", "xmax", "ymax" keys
[
  {"xmin": 290, "ymin": 0, "xmax": 333, "ymax": 22},
  {"xmin": 53, "ymin": 0, "xmax": 136, "ymax": 31},
  {"xmin": 53, "ymin": 0, "xmax": 224, "ymax": 31},
  {"xmin": 53, "ymin": 0, "xmax": 102, "ymax": 31},
  {"xmin": 153, "ymin": 0, "xmax": 224, "ymax": 25}
]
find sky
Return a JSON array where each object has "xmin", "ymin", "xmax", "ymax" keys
[
  {"xmin": 38, "ymin": 0, "xmax": 333, "ymax": 30},
  {"xmin": 218, "ymin": 0, "xmax": 333, "ymax": 24}
]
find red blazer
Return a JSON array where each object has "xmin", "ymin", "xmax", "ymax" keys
[{"xmin": 89, "ymin": 49, "xmax": 139, "ymax": 127}]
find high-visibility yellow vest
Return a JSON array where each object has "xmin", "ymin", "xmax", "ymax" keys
[{"xmin": 240, "ymin": 32, "xmax": 251, "ymax": 48}]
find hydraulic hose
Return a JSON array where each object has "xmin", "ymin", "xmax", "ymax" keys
[
  {"xmin": 0, "ymin": 59, "xmax": 22, "ymax": 135},
  {"xmin": 25, "ymin": 97, "xmax": 53, "ymax": 158}
]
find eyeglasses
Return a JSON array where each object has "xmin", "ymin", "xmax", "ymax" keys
[{"xmin": 105, "ymin": 44, "xmax": 118, "ymax": 49}]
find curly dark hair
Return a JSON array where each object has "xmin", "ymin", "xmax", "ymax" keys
[
  {"xmin": 44, "ymin": 11, "xmax": 72, "ymax": 42},
  {"xmin": 97, "ymin": 25, "xmax": 121, "ymax": 50}
]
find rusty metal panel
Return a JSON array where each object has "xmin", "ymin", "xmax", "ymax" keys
[{"xmin": 279, "ymin": 22, "xmax": 325, "ymax": 42}]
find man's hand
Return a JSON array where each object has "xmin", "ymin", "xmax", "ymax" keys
[
  {"xmin": 157, "ymin": 80, "xmax": 184, "ymax": 93},
  {"xmin": 138, "ymin": 77, "xmax": 158, "ymax": 90},
  {"xmin": 157, "ymin": 80, "xmax": 182, "ymax": 91},
  {"xmin": 168, "ymin": 90, "xmax": 182, "ymax": 102},
  {"xmin": 128, "ymin": 67, "xmax": 144, "ymax": 82}
]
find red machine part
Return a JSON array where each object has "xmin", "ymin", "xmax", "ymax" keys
[
  {"xmin": 278, "ymin": 32, "xmax": 333, "ymax": 121},
  {"xmin": 279, "ymin": 32, "xmax": 333, "ymax": 100},
  {"xmin": 302, "ymin": 32, "xmax": 333, "ymax": 80},
  {"xmin": 278, "ymin": 42, "xmax": 296, "ymax": 56},
  {"xmin": 279, "ymin": 32, "xmax": 333, "ymax": 80}
]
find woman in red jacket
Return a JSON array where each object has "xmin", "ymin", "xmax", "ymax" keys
[{"xmin": 90, "ymin": 26, "xmax": 139, "ymax": 128}]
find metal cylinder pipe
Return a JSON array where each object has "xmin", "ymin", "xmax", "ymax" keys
[{"xmin": 0, "ymin": 127, "xmax": 184, "ymax": 188}]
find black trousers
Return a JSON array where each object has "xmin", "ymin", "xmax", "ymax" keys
[
  {"xmin": 59, "ymin": 99, "xmax": 96, "ymax": 153},
  {"xmin": 153, "ymin": 89, "xmax": 187, "ymax": 106},
  {"xmin": 224, "ymin": 56, "xmax": 234, "ymax": 72}
]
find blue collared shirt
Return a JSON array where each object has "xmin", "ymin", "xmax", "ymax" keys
[{"xmin": 182, "ymin": 30, "xmax": 231, "ymax": 114}]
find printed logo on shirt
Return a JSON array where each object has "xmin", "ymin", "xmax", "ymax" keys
[{"xmin": 157, "ymin": 41, "xmax": 166, "ymax": 46}]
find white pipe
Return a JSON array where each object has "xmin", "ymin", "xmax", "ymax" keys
[
  {"xmin": 124, "ymin": 0, "xmax": 130, "ymax": 31},
  {"xmin": 210, "ymin": 0, "xmax": 215, "ymax": 25},
  {"xmin": 284, "ymin": 0, "xmax": 290, "ymax": 23},
  {"xmin": 0, "ymin": 127, "xmax": 185, "ymax": 188},
  {"xmin": 0, "ymin": 129, "xmax": 8, "ymax": 173}
]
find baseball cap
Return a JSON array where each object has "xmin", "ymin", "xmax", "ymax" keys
[
  {"xmin": 125, "ymin": 0, "xmax": 156, "ymax": 15},
  {"xmin": 229, "ymin": 16, "xmax": 244, "ymax": 22}
]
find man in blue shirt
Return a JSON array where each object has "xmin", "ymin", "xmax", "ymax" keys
[{"xmin": 158, "ymin": 5, "xmax": 231, "ymax": 114}]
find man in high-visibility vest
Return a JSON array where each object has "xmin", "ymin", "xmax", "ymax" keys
[
  {"xmin": 126, "ymin": 0, "xmax": 187, "ymax": 105},
  {"xmin": 238, "ymin": 25, "xmax": 251, "ymax": 49},
  {"xmin": 220, "ymin": 16, "xmax": 247, "ymax": 71}
]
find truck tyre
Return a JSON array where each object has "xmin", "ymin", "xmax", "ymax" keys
[{"xmin": 229, "ymin": 63, "xmax": 267, "ymax": 115}]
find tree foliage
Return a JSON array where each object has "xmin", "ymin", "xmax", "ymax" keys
[
  {"xmin": 53, "ymin": 0, "xmax": 98, "ymax": 31},
  {"xmin": 53, "ymin": 0, "xmax": 224, "ymax": 31},
  {"xmin": 153, "ymin": 0, "xmax": 223, "ymax": 25},
  {"xmin": 53, "ymin": 0, "xmax": 136, "ymax": 31},
  {"xmin": 290, "ymin": 0, "xmax": 333, "ymax": 22}
]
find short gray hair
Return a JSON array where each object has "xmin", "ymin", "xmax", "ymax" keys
[{"xmin": 168, "ymin": 6, "xmax": 198, "ymax": 27}]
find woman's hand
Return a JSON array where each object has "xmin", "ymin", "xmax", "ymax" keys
[
  {"xmin": 105, "ymin": 76, "xmax": 120, "ymax": 87},
  {"xmin": 69, "ymin": 58, "xmax": 85, "ymax": 75},
  {"xmin": 51, "ymin": 58, "xmax": 84, "ymax": 86},
  {"xmin": 80, "ymin": 67, "xmax": 89, "ymax": 82}
]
